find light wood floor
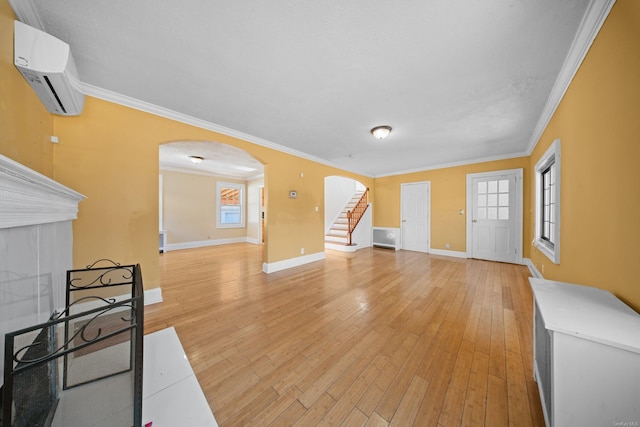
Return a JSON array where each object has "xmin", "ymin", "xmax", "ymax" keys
[{"xmin": 145, "ymin": 244, "xmax": 545, "ymax": 426}]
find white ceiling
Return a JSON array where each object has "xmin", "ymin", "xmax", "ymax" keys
[
  {"xmin": 160, "ymin": 141, "xmax": 263, "ymax": 179},
  {"xmin": 11, "ymin": 0, "xmax": 612, "ymax": 177}
]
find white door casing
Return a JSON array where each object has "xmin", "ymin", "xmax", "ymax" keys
[
  {"xmin": 401, "ymin": 182, "xmax": 430, "ymax": 253},
  {"xmin": 466, "ymin": 169, "xmax": 523, "ymax": 264}
]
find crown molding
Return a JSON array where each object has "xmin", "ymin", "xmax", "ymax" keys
[
  {"xmin": 526, "ymin": 0, "xmax": 616, "ymax": 154},
  {"xmin": 0, "ymin": 154, "xmax": 85, "ymax": 229},
  {"xmin": 374, "ymin": 151, "xmax": 530, "ymax": 178},
  {"xmin": 78, "ymin": 82, "xmax": 375, "ymax": 179},
  {"xmin": 8, "ymin": 0, "xmax": 44, "ymax": 29},
  {"xmin": 11, "ymin": 0, "xmax": 615, "ymax": 179}
]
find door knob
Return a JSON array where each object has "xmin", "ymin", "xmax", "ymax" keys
[{"xmin": 472, "ymin": 219, "xmax": 477, "ymax": 223}]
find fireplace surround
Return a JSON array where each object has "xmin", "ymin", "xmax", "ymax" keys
[
  {"xmin": 1, "ymin": 154, "xmax": 85, "ymax": 390},
  {"xmin": 0, "ymin": 155, "xmax": 145, "ymax": 426}
]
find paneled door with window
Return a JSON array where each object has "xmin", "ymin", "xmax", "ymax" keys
[{"xmin": 467, "ymin": 169, "xmax": 522, "ymax": 264}]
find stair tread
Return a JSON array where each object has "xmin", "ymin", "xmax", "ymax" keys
[{"xmin": 326, "ymin": 190, "xmax": 367, "ymax": 243}]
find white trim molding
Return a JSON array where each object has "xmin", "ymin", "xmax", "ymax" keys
[
  {"xmin": 77, "ymin": 82, "xmax": 374, "ymax": 179},
  {"xmin": 8, "ymin": 0, "xmax": 44, "ymax": 28},
  {"xmin": 262, "ymin": 251, "xmax": 326, "ymax": 274},
  {"xmin": 533, "ymin": 139, "xmax": 561, "ymax": 264},
  {"xmin": 524, "ymin": 258, "xmax": 543, "ymax": 279},
  {"xmin": 0, "ymin": 154, "xmax": 85, "ymax": 229},
  {"xmin": 165, "ymin": 237, "xmax": 249, "ymax": 251},
  {"xmin": 144, "ymin": 287, "xmax": 164, "ymax": 305},
  {"xmin": 526, "ymin": 0, "xmax": 616, "ymax": 154},
  {"xmin": 246, "ymin": 237, "xmax": 262, "ymax": 245},
  {"xmin": 325, "ymin": 242, "xmax": 358, "ymax": 253},
  {"xmin": 428, "ymin": 249, "xmax": 467, "ymax": 259}
]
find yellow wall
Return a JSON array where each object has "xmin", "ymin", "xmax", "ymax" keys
[
  {"xmin": 52, "ymin": 97, "xmax": 373, "ymax": 289},
  {"xmin": 5, "ymin": 0, "xmax": 637, "ymax": 312},
  {"xmin": 528, "ymin": 0, "xmax": 640, "ymax": 310},
  {"xmin": 0, "ymin": 2, "xmax": 53, "ymax": 175},
  {"xmin": 374, "ymin": 157, "xmax": 530, "ymax": 254},
  {"xmin": 161, "ymin": 170, "xmax": 248, "ymax": 244}
]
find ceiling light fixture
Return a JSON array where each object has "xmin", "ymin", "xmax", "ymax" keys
[
  {"xmin": 371, "ymin": 125, "xmax": 392, "ymax": 140},
  {"xmin": 189, "ymin": 155, "xmax": 204, "ymax": 164}
]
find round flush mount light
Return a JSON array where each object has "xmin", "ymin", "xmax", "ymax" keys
[
  {"xmin": 189, "ymin": 155, "xmax": 204, "ymax": 164},
  {"xmin": 371, "ymin": 125, "xmax": 392, "ymax": 140}
]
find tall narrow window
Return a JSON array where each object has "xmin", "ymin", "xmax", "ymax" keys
[
  {"xmin": 534, "ymin": 139, "xmax": 560, "ymax": 263},
  {"xmin": 541, "ymin": 164, "xmax": 555, "ymax": 244},
  {"xmin": 217, "ymin": 182, "xmax": 245, "ymax": 228}
]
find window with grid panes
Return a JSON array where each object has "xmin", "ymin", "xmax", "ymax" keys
[
  {"xmin": 217, "ymin": 182, "xmax": 245, "ymax": 228},
  {"xmin": 541, "ymin": 164, "xmax": 556, "ymax": 244},
  {"xmin": 477, "ymin": 179, "xmax": 510, "ymax": 221},
  {"xmin": 534, "ymin": 139, "xmax": 560, "ymax": 264}
]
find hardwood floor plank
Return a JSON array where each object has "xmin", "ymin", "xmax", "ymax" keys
[
  {"xmin": 460, "ymin": 349, "xmax": 490, "ymax": 426},
  {"xmin": 292, "ymin": 393, "xmax": 336, "ymax": 427},
  {"xmin": 488, "ymin": 278, "xmax": 507, "ymax": 380},
  {"xmin": 220, "ymin": 387, "xmax": 279, "ymax": 426},
  {"xmin": 298, "ymin": 328, "xmax": 380, "ymax": 408},
  {"xmin": 246, "ymin": 385, "xmax": 302, "ymax": 426},
  {"xmin": 341, "ymin": 407, "xmax": 369, "ymax": 427},
  {"xmin": 486, "ymin": 374, "xmax": 509, "ymax": 426},
  {"xmin": 389, "ymin": 375, "xmax": 429, "ymax": 426},
  {"xmin": 269, "ymin": 399, "xmax": 306, "ymax": 427},
  {"xmin": 437, "ymin": 338, "xmax": 475, "ymax": 426},
  {"xmin": 366, "ymin": 412, "xmax": 390, "ymax": 427},
  {"xmin": 506, "ymin": 346, "xmax": 533, "ymax": 427},
  {"xmin": 375, "ymin": 331, "xmax": 436, "ymax": 421},
  {"xmin": 412, "ymin": 339, "xmax": 459, "ymax": 424},
  {"xmin": 145, "ymin": 244, "xmax": 546, "ymax": 426},
  {"xmin": 320, "ymin": 355, "xmax": 384, "ymax": 425}
]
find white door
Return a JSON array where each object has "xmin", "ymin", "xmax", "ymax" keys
[
  {"xmin": 401, "ymin": 182, "xmax": 430, "ymax": 252},
  {"xmin": 467, "ymin": 169, "xmax": 522, "ymax": 263}
]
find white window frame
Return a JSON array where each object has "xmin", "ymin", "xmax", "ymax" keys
[
  {"xmin": 216, "ymin": 181, "xmax": 245, "ymax": 228},
  {"xmin": 534, "ymin": 139, "xmax": 561, "ymax": 264}
]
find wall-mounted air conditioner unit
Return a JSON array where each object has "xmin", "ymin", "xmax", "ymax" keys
[{"xmin": 14, "ymin": 20, "xmax": 84, "ymax": 116}]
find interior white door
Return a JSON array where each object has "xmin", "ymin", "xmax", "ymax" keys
[
  {"xmin": 401, "ymin": 182, "xmax": 430, "ymax": 252},
  {"xmin": 471, "ymin": 172, "xmax": 518, "ymax": 263}
]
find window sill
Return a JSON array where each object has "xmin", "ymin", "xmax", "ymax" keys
[{"xmin": 533, "ymin": 238, "xmax": 560, "ymax": 264}]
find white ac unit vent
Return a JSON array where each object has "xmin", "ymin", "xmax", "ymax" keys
[{"xmin": 14, "ymin": 20, "xmax": 84, "ymax": 116}]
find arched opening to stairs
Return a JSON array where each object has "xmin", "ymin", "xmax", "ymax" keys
[{"xmin": 324, "ymin": 176, "xmax": 371, "ymax": 252}]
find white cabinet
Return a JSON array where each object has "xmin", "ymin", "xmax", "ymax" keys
[{"xmin": 530, "ymin": 278, "xmax": 640, "ymax": 427}]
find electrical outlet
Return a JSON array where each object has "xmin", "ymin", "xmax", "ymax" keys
[
  {"xmin": 445, "ymin": 243, "xmax": 450, "ymax": 249},
  {"xmin": 541, "ymin": 264, "xmax": 545, "ymax": 274},
  {"xmin": 300, "ymin": 247, "xmax": 305, "ymax": 254}
]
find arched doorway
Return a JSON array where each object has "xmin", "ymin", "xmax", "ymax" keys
[
  {"xmin": 158, "ymin": 141, "xmax": 265, "ymax": 253},
  {"xmin": 324, "ymin": 176, "xmax": 371, "ymax": 251}
]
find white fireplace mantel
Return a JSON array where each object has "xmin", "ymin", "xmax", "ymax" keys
[
  {"xmin": 0, "ymin": 154, "xmax": 85, "ymax": 229},
  {"xmin": 1, "ymin": 153, "xmax": 85, "ymax": 388}
]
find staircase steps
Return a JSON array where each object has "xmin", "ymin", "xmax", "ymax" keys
[{"xmin": 325, "ymin": 191, "xmax": 366, "ymax": 247}]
